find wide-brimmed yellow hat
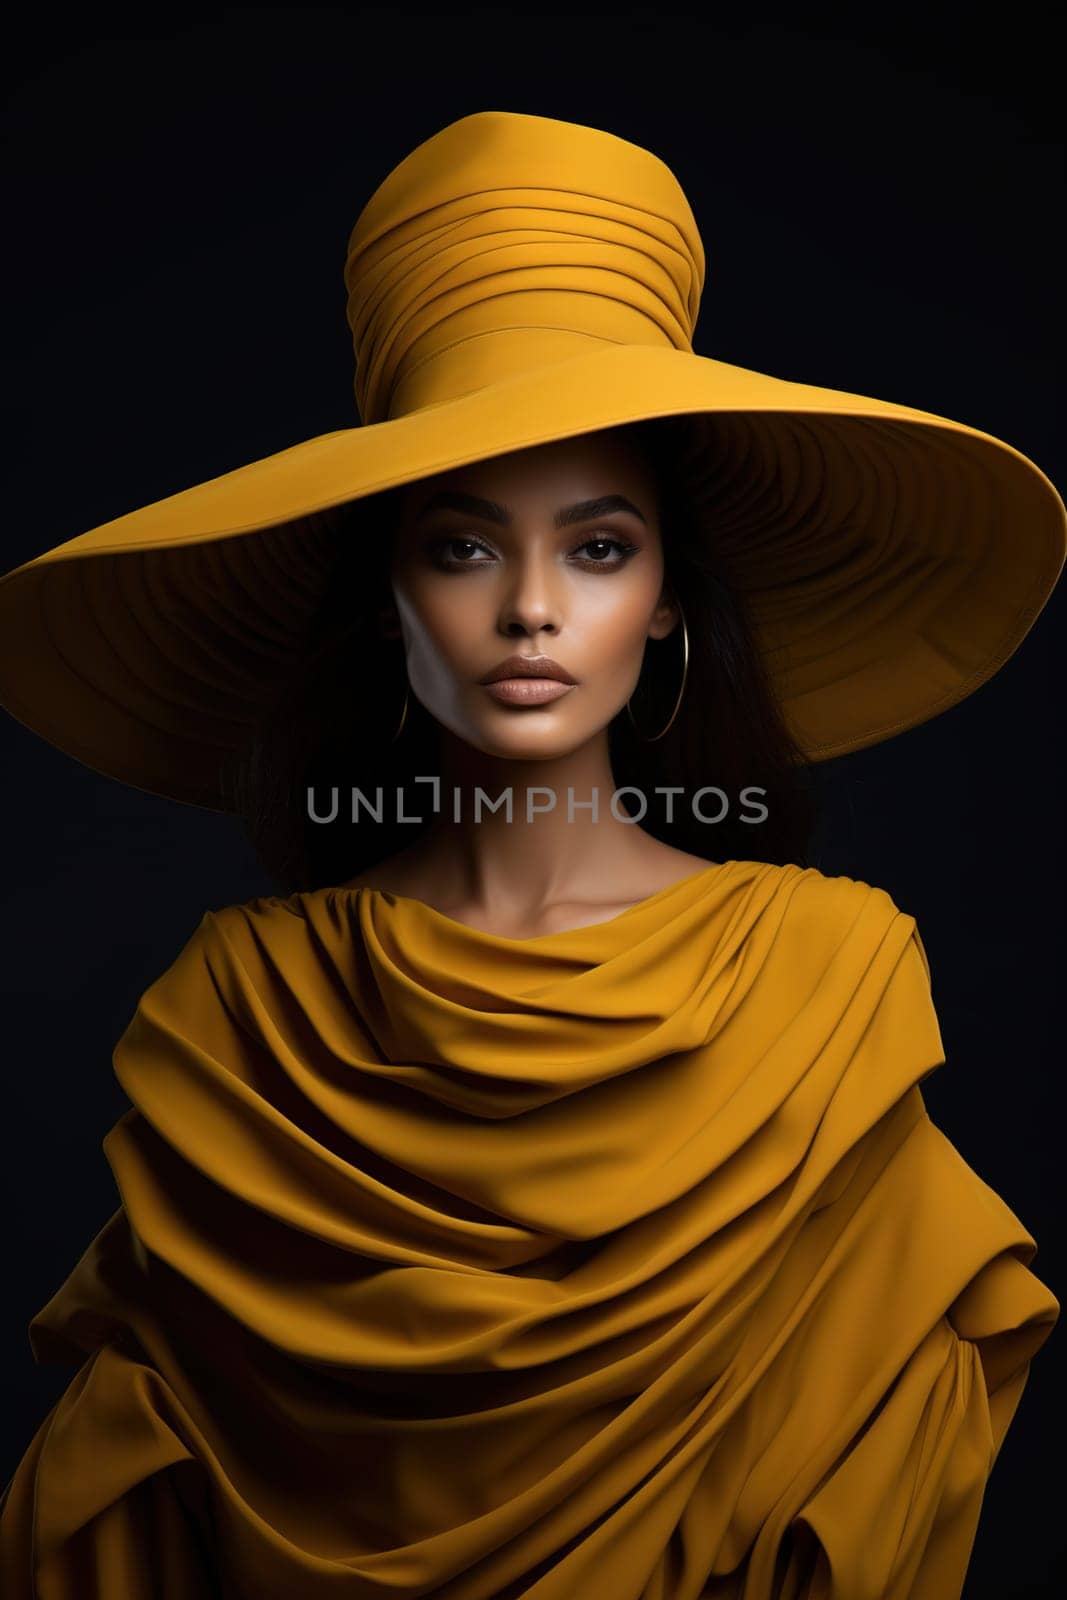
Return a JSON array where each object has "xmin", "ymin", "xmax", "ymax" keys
[{"xmin": 0, "ymin": 109, "xmax": 1063, "ymax": 812}]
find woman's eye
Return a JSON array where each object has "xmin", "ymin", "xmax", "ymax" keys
[
  {"xmin": 431, "ymin": 535, "xmax": 638, "ymax": 571},
  {"xmin": 574, "ymin": 537, "xmax": 637, "ymax": 567},
  {"xmin": 437, "ymin": 537, "xmax": 487, "ymax": 565}
]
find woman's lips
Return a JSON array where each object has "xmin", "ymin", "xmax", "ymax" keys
[{"xmin": 482, "ymin": 678, "xmax": 576, "ymax": 705}]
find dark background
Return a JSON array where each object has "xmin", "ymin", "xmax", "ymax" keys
[{"xmin": 1, "ymin": 6, "xmax": 1062, "ymax": 1594}]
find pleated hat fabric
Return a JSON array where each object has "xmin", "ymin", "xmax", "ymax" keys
[
  {"xmin": 0, "ymin": 110, "xmax": 1062, "ymax": 810},
  {"xmin": 343, "ymin": 110, "xmax": 706, "ymax": 425}
]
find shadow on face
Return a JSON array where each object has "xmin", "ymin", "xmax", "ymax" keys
[{"xmin": 379, "ymin": 428, "xmax": 681, "ymax": 761}]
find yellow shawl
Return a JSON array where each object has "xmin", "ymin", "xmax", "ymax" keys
[{"xmin": 1, "ymin": 859, "xmax": 1057, "ymax": 1598}]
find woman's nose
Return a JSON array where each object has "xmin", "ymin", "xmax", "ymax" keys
[{"xmin": 496, "ymin": 553, "xmax": 565, "ymax": 633}]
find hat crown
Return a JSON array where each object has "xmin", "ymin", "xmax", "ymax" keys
[{"xmin": 343, "ymin": 111, "xmax": 706, "ymax": 424}]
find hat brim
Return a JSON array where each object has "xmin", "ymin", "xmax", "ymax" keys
[{"xmin": 0, "ymin": 342, "xmax": 1063, "ymax": 811}]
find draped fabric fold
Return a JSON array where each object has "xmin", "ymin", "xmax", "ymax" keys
[{"xmin": 2, "ymin": 859, "xmax": 1056, "ymax": 1598}]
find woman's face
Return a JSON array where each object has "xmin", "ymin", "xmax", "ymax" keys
[{"xmin": 383, "ymin": 430, "xmax": 678, "ymax": 759}]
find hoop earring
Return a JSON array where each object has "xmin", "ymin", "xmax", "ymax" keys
[
  {"xmin": 390, "ymin": 682, "xmax": 410, "ymax": 743},
  {"xmin": 626, "ymin": 606, "xmax": 689, "ymax": 742}
]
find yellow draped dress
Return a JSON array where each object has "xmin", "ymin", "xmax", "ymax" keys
[{"xmin": 1, "ymin": 859, "xmax": 1057, "ymax": 1598}]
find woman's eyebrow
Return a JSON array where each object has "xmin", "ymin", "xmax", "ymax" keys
[{"xmin": 413, "ymin": 491, "xmax": 648, "ymax": 528}]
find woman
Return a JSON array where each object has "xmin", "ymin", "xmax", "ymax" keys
[
  {"xmin": 0, "ymin": 109, "xmax": 1061, "ymax": 1599},
  {"xmin": 246, "ymin": 414, "xmax": 815, "ymax": 918}
]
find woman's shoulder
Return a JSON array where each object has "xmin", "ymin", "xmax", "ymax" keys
[
  {"xmin": 730, "ymin": 856, "xmax": 907, "ymax": 911},
  {"xmin": 147, "ymin": 889, "xmax": 317, "ymax": 982},
  {"xmin": 723, "ymin": 857, "xmax": 916, "ymax": 955},
  {"xmin": 796, "ymin": 860, "xmax": 906, "ymax": 912},
  {"xmin": 133, "ymin": 890, "xmax": 343, "ymax": 1021}
]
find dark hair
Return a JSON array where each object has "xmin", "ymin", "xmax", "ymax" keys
[{"xmin": 220, "ymin": 415, "xmax": 819, "ymax": 894}]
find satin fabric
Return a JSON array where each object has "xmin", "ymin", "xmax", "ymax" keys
[{"xmin": 1, "ymin": 858, "xmax": 1057, "ymax": 1598}]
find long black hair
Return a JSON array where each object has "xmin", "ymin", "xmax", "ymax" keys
[{"xmin": 220, "ymin": 415, "xmax": 819, "ymax": 893}]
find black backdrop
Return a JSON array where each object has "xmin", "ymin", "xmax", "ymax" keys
[{"xmin": 1, "ymin": 8, "xmax": 1062, "ymax": 1596}]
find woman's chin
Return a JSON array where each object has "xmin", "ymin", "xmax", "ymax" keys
[{"xmin": 458, "ymin": 713, "xmax": 597, "ymax": 763}]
